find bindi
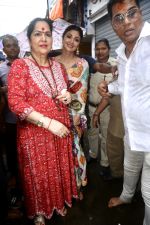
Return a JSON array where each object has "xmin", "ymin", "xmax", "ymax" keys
[{"xmin": 42, "ymin": 27, "xmax": 45, "ymax": 31}]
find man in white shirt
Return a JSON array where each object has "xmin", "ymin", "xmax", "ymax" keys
[{"xmin": 98, "ymin": 0, "xmax": 150, "ymax": 224}]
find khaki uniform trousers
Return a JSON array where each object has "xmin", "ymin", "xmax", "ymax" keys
[
  {"xmin": 106, "ymin": 96, "xmax": 124, "ymax": 177},
  {"xmin": 107, "ymin": 132, "xmax": 124, "ymax": 177}
]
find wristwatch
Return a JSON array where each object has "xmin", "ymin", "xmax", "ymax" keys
[{"xmin": 37, "ymin": 115, "xmax": 45, "ymax": 127}]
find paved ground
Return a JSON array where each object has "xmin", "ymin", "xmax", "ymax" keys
[{"xmin": 4, "ymin": 161, "xmax": 144, "ymax": 225}]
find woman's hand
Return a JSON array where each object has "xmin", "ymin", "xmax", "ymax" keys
[
  {"xmin": 56, "ymin": 91, "xmax": 72, "ymax": 105},
  {"xmin": 73, "ymin": 114, "xmax": 80, "ymax": 126},
  {"xmin": 48, "ymin": 119, "xmax": 70, "ymax": 138},
  {"xmin": 92, "ymin": 114, "xmax": 100, "ymax": 128}
]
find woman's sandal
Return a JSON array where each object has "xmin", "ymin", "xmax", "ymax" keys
[
  {"xmin": 79, "ymin": 191, "xmax": 84, "ymax": 201},
  {"xmin": 59, "ymin": 207, "xmax": 67, "ymax": 217},
  {"xmin": 34, "ymin": 215, "xmax": 45, "ymax": 225},
  {"xmin": 77, "ymin": 187, "xmax": 84, "ymax": 201}
]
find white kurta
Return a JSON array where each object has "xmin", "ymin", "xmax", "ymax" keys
[{"xmin": 108, "ymin": 22, "xmax": 150, "ymax": 152}]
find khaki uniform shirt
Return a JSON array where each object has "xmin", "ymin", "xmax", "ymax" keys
[
  {"xmin": 88, "ymin": 57, "xmax": 116, "ymax": 106},
  {"xmin": 108, "ymin": 95, "xmax": 124, "ymax": 138}
]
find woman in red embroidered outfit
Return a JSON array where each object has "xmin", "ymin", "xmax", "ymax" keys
[{"xmin": 7, "ymin": 18, "xmax": 78, "ymax": 225}]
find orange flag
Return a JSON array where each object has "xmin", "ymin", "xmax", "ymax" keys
[{"xmin": 48, "ymin": 0, "xmax": 63, "ymax": 21}]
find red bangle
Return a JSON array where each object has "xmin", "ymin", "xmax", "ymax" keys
[{"xmin": 93, "ymin": 113, "xmax": 99, "ymax": 116}]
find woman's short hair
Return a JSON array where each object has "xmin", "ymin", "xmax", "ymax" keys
[
  {"xmin": 27, "ymin": 18, "xmax": 53, "ymax": 40},
  {"xmin": 62, "ymin": 25, "xmax": 83, "ymax": 40},
  {"xmin": 96, "ymin": 38, "xmax": 110, "ymax": 49}
]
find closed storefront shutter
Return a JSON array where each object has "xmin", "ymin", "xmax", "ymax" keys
[
  {"xmin": 141, "ymin": 0, "xmax": 150, "ymax": 22},
  {"xmin": 95, "ymin": 0, "xmax": 150, "ymax": 57},
  {"xmin": 95, "ymin": 15, "xmax": 120, "ymax": 57}
]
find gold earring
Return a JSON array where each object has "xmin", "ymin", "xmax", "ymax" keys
[{"xmin": 76, "ymin": 48, "xmax": 79, "ymax": 55}]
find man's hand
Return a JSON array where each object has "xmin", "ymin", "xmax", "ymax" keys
[
  {"xmin": 111, "ymin": 65, "xmax": 118, "ymax": 78},
  {"xmin": 0, "ymin": 86, "xmax": 7, "ymax": 93},
  {"xmin": 97, "ymin": 81, "xmax": 111, "ymax": 97}
]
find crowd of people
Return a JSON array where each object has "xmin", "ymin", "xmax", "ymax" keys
[{"xmin": 0, "ymin": 0, "xmax": 150, "ymax": 225}]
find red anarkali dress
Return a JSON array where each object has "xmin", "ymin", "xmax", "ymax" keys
[{"xmin": 8, "ymin": 58, "xmax": 78, "ymax": 219}]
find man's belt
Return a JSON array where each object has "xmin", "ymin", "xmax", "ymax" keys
[{"xmin": 88, "ymin": 101, "xmax": 99, "ymax": 108}]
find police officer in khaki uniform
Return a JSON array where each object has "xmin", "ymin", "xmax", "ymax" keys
[{"xmin": 87, "ymin": 39, "xmax": 116, "ymax": 179}]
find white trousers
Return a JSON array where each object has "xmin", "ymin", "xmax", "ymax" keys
[{"xmin": 120, "ymin": 137, "xmax": 150, "ymax": 225}]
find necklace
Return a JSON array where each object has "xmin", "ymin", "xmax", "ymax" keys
[
  {"xmin": 30, "ymin": 53, "xmax": 61, "ymax": 111},
  {"xmin": 58, "ymin": 55, "xmax": 77, "ymax": 70}
]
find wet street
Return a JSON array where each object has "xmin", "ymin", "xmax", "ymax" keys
[{"xmin": 5, "ymin": 161, "xmax": 144, "ymax": 225}]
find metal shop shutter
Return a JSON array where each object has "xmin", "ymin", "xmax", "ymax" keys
[
  {"xmin": 95, "ymin": 15, "xmax": 121, "ymax": 57},
  {"xmin": 95, "ymin": 0, "xmax": 150, "ymax": 57},
  {"xmin": 141, "ymin": 0, "xmax": 150, "ymax": 22}
]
